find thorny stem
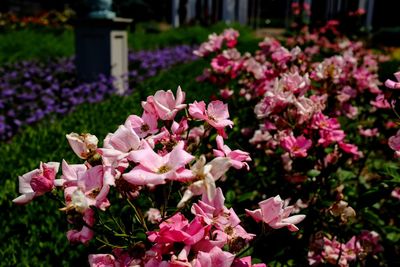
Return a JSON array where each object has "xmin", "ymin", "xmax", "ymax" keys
[
  {"xmin": 335, "ymin": 237, "xmax": 343, "ymax": 266},
  {"xmin": 162, "ymin": 181, "xmax": 173, "ymax": 218},
  {"xmin": 127, "ymin": 198, "xmax": 149, "ymax": 232},
  {"xmin": 96, "ymin": 237, "xmax": 127, "ymax": 249},
  {"xmin": 106, "ymin": 209, "xmax": 126, "ymax": 234}
]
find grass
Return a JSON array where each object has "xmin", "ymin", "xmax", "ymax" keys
[{"xmin": 0, "ymin": 22, "xmax": 256, "ymax": 63}]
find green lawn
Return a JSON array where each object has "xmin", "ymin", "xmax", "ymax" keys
[{"xmin": 0, "ymin": 23, "xmax": 256, "ymax": 63}]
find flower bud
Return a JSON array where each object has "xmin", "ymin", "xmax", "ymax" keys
[{"xmin": 66, "ymin": 133, "xmax": 98, "ymax": 159}]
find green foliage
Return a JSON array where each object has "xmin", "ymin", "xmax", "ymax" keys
[
  {"xmin": 0, "ymin": 29, "xmax": 74, "ymax": 63},
  {"xmin": 0, "ymin": 22, "xmax": 256, "ymax": 64},
  {"xmin": 129, "ymin": 22, "xmax": 256, "ymax": 51}
]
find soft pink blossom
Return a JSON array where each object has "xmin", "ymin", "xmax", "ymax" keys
[
  {"xmin": 370, "ymin": 94, "xmax": 390, "ymax": 109},
  {"xmin": 392, "ymin": 187, "xmax": 400, "ymax": 200},
  {"xmin": 142, "ymin": 86, "xmax": 186, "ymax": 120},
  {"xmin": 88, "ymin": 254, "xmax": 116, "ymax": 267},
  {"xmin": 245, "ymin": 195, "xmax": 305, "ymax": 231},
  {"xmin": 125, "ymin": 141, "xmax": 194, "ymax": 186},
  {"xmin": 67, "ymin": 226, "xmax": 94, "ymax": 244},
  {"xmin": 145, "ymin": 208, "xmax": 162, "ymax": 224},
  {"xmin": 189, "ymin": 100, "xmax": 233, "ymax": 132},
  {"xmin": 126, "ymin": 112, "xmax": 158, "ymax": 138},
  {"xmin": 384, "ymin": 71, "xmax": 400, "ymax": 89},
  {"xmin": 13, "ymin": 162, "xmax": 60, "ymax": 204},
  {"xmin": 280, "ymin": 135, "xmax": 312, "ymax": 158},
  {"xmin": 193, "ymin": 246, "xmax": 235, "ymax": 267},
  {"xmin": 359, "ymin": 127, "xmax": 379, "ymax": 137},
  {"xmin": 388, "ymin": 130, "xmax": 400, "ymax": 152},
  {"xmin": 222, "ymin": 28, "xmax": 239, "ymax": 48},
  {"xmin": 193, "ymin": 33, "xmax": 224, "ymax": 57},
  {"xmin": 339, "ymin": 142, "xmax": 362, "ymax": 159},
  {"xmin": 358, "ymin": 230, "xmax": 383, "ymax": 254},
  {"xmin": 147, "ymin": 213, "xmax": 208, "ymax": 246},
  {"xmin": 318, "ymin": 129, "xmax": 345, "ymax": 147},
  {"xmin": 220, "ymin": 88, "xmax": 234, "ymax": 99},
  {"xmin": 66, "ymin": 133, "xmax": 98, "ymax": 159},
  {"xmin": 177, "ymin": 156, "xmax": 231, "ymax": 208},
  {"xmin": 232, "ymin": 256, "xmax": 267, "ymax": 267},
  {"xmin": 213, "ymin": 135, "xmax": 251, "ymax": 169}
]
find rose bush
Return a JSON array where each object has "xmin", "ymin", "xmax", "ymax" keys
[
  {"xmin": 194, "ymin": 23, "xmax": 399, "ymax": 265},
  {"xmin": 14, "ymin": 86, "xmax": 309, "ymax": 266}
]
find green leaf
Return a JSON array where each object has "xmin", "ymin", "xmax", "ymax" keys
[
  {"xmin": 307, "ymin": 169, "xmax": 321, "ymax": 177},
  {"xmin": 387, "ymin": 232, "xmax": 400, "ymax": 243}
]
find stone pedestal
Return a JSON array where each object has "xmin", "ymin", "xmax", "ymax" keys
[{"xmin": 74, "ymin": 17, "xmax": 132, "ymax": 95}]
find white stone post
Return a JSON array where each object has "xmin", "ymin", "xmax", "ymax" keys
[
  {"xmin": 187, "ymin": 0, "xmax": 197, "ymax": 23},
  {"xmin": 238, "ymin": 0, "xmax": 248, "ymax": 25},
  {"xmin": 222, "ymin": 0, "xmax": 235, "ymax": 23},
  {"xmin": 74, "ymin": 17, "xmax": 132, "ymax": 95},
  {"xmin": 172, "ymin": 0, "xmax": 180, "ymax": 27},
  {"xmin": 366, "ymin": 0, "xmax": 374, "ymax": 31}
]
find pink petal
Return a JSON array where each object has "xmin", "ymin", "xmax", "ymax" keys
[
  {"xmin": 189, "ymin": 101, "xmax": 207, "ymax": 120},
  {"xmin": 259, "ymin": 196, "xmax": 283, "ymax": 223},
  {"xmin": 245, "ymin": 208, "xmax": 263, "ymax": 222},
  {"xmin": 123, "ymin": 166, "xmax": 166, "ymax": 186},
  {"xmin": 128, "ymin": 147, "xmax": 163, "ymax": 171},
  {"xmin": 167, "ymin": 141, "xmax": 195, "ymax": 169},
  {"xmin": 12, "ymin": 192, "xmax": 36, "ymax": 205}
]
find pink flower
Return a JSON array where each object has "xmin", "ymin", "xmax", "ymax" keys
[
  {"xmin": 339, "ymin": 142, "xmax": 362, "ymax": 159},
  {"xmin": 280, "ymin": 135, "xmax": 312, "ymax": 158},
  {"xmin": 271, "ymin": 46, "xmax": 292, "ymax": 65},
  {"xmin": 370, "ymin": 94, "xmax": 390, "ymax": 109},
  {"xmin": 359, "ymin": 127, "xmax": 379, "ymax": 137},
  {"xmin": 245, "ymin": 195, "xmax": 306, "ymax": 231},
  {"xmin": 232, "ymin": 256, "xmax": 266, "ymax": 267},
  {"xmin": 189, "ymin": 100, "xmax": 233, "ymax": 134},
  {"xmin": 125, "ymin": 141, "xmax": 194, "ymax": 186},
  {"xmin": 145, "ymin": 208, "xmax": 162, "ymax": 224},
  {"xmin": 54, "ymin": 159, "xmax": 87, "ymax": 187},
  {"xmin": 193, "ymin": 33, "xmax": 224, "ymax": 57},
  {"xmin": 222, "ymin": 28, "xmax": 239, "ymax": 48},
  {"xmin": 281, "ymin": 72, "xmax": 310, "ymax": 96},
  {"xmin": 318, "ymin": 129, "xmax": 345, "ymax": 147},
  {"xmin": 311, "ymin": 113, "xmax": 340, "ymax": 130},
  {"xmin": 147, "ymin": 213, "xmax": 208, "ymax": 246},
  {"xmin": 88, "ymin": 254, "xmax": 116, "ymax": 267},
  {"xmin": 213, "ymin": 135, "xmax": 251, "ymax": 170},
  {"xmin": 388, "ymin": 130, "xmax": 400, "ymax": 153},
  {"xmin": 126, "ymin": 112, "xmax": 158, "ymax": 138},
  {"xmin": 66, "ymin": 133, "xmax": 98, "ymax": 159},
  {"xmin": 210, "ymin": 49, "xmax": 241, "ymax": 77},
  {"xmin": 193, "ymin": 246, "xmax": 235, "ymax": 267},
  {"xmin": 62, "ymin": 164, "xmax": 110, "ymax": 211},
  {"xmin": 177, "ymin": 156, "xmax": 231, "ymax": 208},
  {"xmin": 358, "ymin": 230, "xmax": 383, "ymax": 254},
  {"xmin": 67, "ymin": 226, "xmax": 94, "ymax": 244},
  {"xmin": 13, "ymin": 162, "xmax": 60, "ymax": 205},
  {"xmin": 392, "ymin": 187, "xmax": 400, "ymax": 200},
  {"xmin": 103, "ymin": 119, "xmax": 141, "ymax": 153},
  {"xmin": 191, "ymin": 188, "xmax": 255, "ymax": 249},
  {"xmin": 384, "ymin": 71, "xmax": 400, "ymax": 89},
  {"xmin": 220, "ymin": 88, "xmax": 234, "ymax": 99},
  {"xmin": 142, "ymin": 86, "xmax": 186, "ymax": 120}
]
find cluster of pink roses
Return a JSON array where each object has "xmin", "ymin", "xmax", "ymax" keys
[
  {"xmin": 308, "ymin": 231, "xmax": 383, "ymax": 267},
  {"xmin": 195, "ymin": 25, "xmax": 389, "ymax": 265},
  {"xmin": 194, "ymin": 26, "xmax": 384, "ymax": 183},
  {"xmin": 13, "ymin": 87, "xmax": 307, "ymax": 266}
]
